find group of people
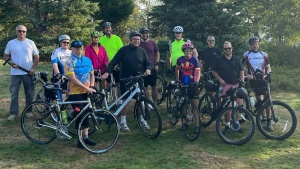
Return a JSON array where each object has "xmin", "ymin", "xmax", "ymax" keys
[{"xmin": 3, "ymin": 23, "xmax": 272, "ymax": 148}]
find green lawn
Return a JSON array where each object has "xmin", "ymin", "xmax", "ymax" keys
[{"xmin": 0, "ymin": 60, "xmax": 299, "ymax": 169}]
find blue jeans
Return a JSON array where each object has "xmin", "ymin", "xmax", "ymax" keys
[{"xmin": 10, "ymin": 74, "xmax": 34, "ymax": 116}]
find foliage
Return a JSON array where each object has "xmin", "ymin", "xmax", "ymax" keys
[
  {"xmin": 0, "ymin": 0, "xmax": 100, "ymax": 60},
  {"xmin": 150, "ymin": 0, "xmax": 249, "ymax": 54}
]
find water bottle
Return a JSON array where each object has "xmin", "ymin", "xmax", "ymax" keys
[
  {"xmin": 249, "ymin": 96, "xmax": 255, "ymax": 108},
  {"xmin": 61, "ymin": 110, "xmax": 68, "ymax": 124},
  {"xmin": 218, "ymin": 86, "xmax": 223, "ymax": 97},
  {"xmin": 175, "ymin": 89, "xmax": 180, "ymax": 103},
  {"xmin": 179, "ymin": 97, "xmax": 184, "ymax": 106}
]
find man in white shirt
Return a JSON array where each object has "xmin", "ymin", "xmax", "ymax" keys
[{"xmin": 3, "ymin": 25, "xmax": 39, "ymax": 121}]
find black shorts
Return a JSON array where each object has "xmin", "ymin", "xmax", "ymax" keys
[
  {"xmin": 180, "ymin": 84, "xmax": 199, "ymax": 99},
  {"xmin": 106, "ymin": 70, "xmax": 120, "ymax": 83},
  {"xmin": 144, "ymin": 69, "xmax": 157, "ymax": 87},
  {"xmin": 66, "ymin": 94, "xmax": 89, "ymax": 130}
]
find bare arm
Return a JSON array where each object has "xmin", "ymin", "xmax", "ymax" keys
[
  {"xmin": 52, "ymin": 63, "xmax": 60, "ymax": 74},
  {"xmin": 166, "ymin": 50, "xmax": 171, "ymax": 69},
  {"xmin": 29, "ymin": 54, "xmax": 39, "ymax": 76},
  {"xmin": 192, "ymin": 48, "xmax": 198, "ymax": 58},
  {"xmin": 212, "ymin": 70, "xmax": 226, "ymax": 86},
  {"xmin": 155, "ymin": 51, "xmax": 160, "ymax": 71},
  {"xmin": 175, "ymin": 66, "xmax": 180, "ymax": 81},
  {"xmin": 67, "ymin": 73, "xmax": 95, "ymax": 93}
]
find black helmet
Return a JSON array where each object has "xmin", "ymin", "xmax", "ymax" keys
[
  {"xmin": 236, "ymin": 87, "xmax": 248, "ymax": 99},
  {"xmin": 140, "ymin": 27, "xmax": 149, "ymax": 33},
  {"xmin": 102, "ymin": 22, "xmax": 112, "ymax": 28},
  {"xmin": 248, "ymin": 36, "xmax": 260, "ymax": 44},
  {"xmin": 129, "ymin": 30, "xmax": 141, "ymax": 38}
]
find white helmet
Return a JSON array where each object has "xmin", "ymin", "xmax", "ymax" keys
[
  {"xmin": 173, "ymin": 26, "xmax": 183, "ymax": 33},
  {"xmin": 58, "ymin": 34, "xmax": 70, "ymax": 42}
]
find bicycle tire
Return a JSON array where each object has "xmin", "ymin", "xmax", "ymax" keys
[
  {"xmin": 198, "ymin": 93, "xmax": 215, "ymax": 127},
  {"xmin": 256, "ymin": 100, "xmax": 297, "ymax": 140},
  {"xmin": 167, "ymin": 90, "xmax": 179, "ymax": 125},
  {"xmin": 21, "ymin": 101, "xmax": 57, "ymax": 144},
  {"xmin": 78, "ymin": 110, "xmax": 119, "ymax": 154},
  {"xmin": 216, "ymin": 106, "xmax": 255, "ymax": 145},
  {"xmin": 34, "ymin": 79, "xmax": 45, "ymax": 101},
  {"xmin": 134, "ymin": 98, "xmax": 162, "ymax": 139},
  {"xmin": 156, "ymin": 76, "xmax": 165, "ymax": 105},
  {"xmin": 181, "ymin": 100, "xmax": 201, "ymax": 141}
]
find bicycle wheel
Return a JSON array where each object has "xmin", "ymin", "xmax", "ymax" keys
[
  {"xmin": 78, "ymin": 110, "xmax": 119, "ymax": 154},
  {"xmin": 167, "ymin": 90, "xmax": 179, "ymax": 125},
  {"xmin": 34, "ymin": 79, "xmax": 45, "ymax": 101},
  {"xmin": 21, "ymin": 101, "xmax": 57, "ymax": 144},
  {"xmin": 181, "ymin": 100, "xmax": 201, "ymax": 141},
  {"xmin": 134, "ymin": 98, "xmax": 162, "ymax": 139},
  {"xmin": 156, "ymin": 76, "xmax": 164, "ymax": 105},
  {"xmin": 198, "ymin": 93, "xmax": 215, "ymax": 127},
  {"xmin": 256, "ymin": 100, "xmax": 297, "ymax": 140},
  {"xmin": 216, "ymin": 106, "xmax": 255, "ymax": 145}
]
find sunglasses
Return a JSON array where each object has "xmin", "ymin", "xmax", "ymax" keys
[
  {"xmin": 142, "ymin": 32, "xmax": 149, "ymax": 34},
  {"xmin": 18, "ymin": 30, "xmax": 26, "ymax": 33},
  {"xmin": 72, "ymin": 41, "xmax": 83, "ymax": 47},
  {"xmin": 207, "ymin": 40, "xmax": 215, "ymax": 43},
  {"xmin": 223, "ymin": 48, "xmax": 232, "ymax": 50},
  {"xmin": 62, "ymin": 41, "xmax": 70, "ymax": 44}
]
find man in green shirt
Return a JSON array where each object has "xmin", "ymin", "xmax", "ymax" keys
[
  {"xmin": 99, "ymin": 22, "xmax": 123, "ymax": 103},
  {"xmin": 166, "ymin": 26, "xmax": 198, "ymax": 71}
]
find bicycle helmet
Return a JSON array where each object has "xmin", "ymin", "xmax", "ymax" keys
[
  {"xmin": 90, "ymin": 30, "xmax": 101, "ymax": 37},
  {"xmin": 58, "ymin": 34, "xmax": 70, "ymax": 42},
  {"xmin": 129, "ymin": 30, "xmax": 141, "ymax": 38},
  {"xmin": 248, "ymin": 36, "xmax": 260, "ymax": 44},
  {"xmin": 181, "ymin": 41, "xmax": 194, "ymax": 51},
  {"xmin": 140, "ymin": 26, "xmax": 149, "ymax": 33},
  {"xmin": 173, "ymin": 26, "xmax": 183, "ymax": 33},
  {"xmin": 102, "ymin": 22, "xmax": 112, "ymax": 28},
  {"xmin": 236, "ymin": 87, "xmax": 248, "ymax": 99}
]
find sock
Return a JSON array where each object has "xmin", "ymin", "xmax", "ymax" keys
[
  {"xmin": 226, "ymin": 122, "xmax": 230, "ymax": 127},
  {"xmin": 235, "ymin": 121, "xmax": 240, "ymax": 124},
  {"xmin": 120, "ymin": 115, "xmax": 126, "ymax": 124},
  {"xmin": 83, "ymin": 135, "xmax": 88, "ymax": 139},
  {"xmin": 140, "ymin": 115, "xmax": 145, "ymax": 122}
]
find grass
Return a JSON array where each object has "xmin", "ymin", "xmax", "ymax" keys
[{"xmin": 0, "ymin": 60, "xmax": 299, "ymax": 169}]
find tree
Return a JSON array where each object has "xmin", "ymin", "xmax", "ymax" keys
[
  {"xmin": 0, "ymin": 0, "xmax": 100, "ymax": 60},
  {"xmin": 150, "ymin": 0, "xmax": 249, "ymax": 54}
]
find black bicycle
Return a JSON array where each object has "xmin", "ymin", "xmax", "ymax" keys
[
  {"xmin": 242, "ymin": 72, "xmax": 297, "ymax": 140},
  {"xmin": 156, "ymin": 60, "xmax": 170, "ymax": 105},
  {"xmin": 166, "ymin": 82, "xmax": 201, "ymax": 141},
  {"xmin": 198, "ymin": 81, "xmax": 255, "ymax": 145}
]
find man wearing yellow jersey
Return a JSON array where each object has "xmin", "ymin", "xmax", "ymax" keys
[
  {"xmin": 166, "ymin": 26, "xmax": 198, "ymax": 71},
  {"xmin": 99, "ymin": 22, "xmax": 123, "ymax": 103}
]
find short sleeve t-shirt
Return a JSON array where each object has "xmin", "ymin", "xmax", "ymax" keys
[
  {"xmin": 199, "ymin": 47, "xmax": 222, "ymax": 72},
  {"xmin": 176, "ymin": 56, "xmax": 201, "ymax": 84},
  {"xmin": 4, "ymin": 38, "xmax": 39, "ymax": 75},
  {"xmin": 64, "ymin": 54, "xmax": 94, "ymax": 94},
  {"xmin": 51, "ymin": 47, "xmax": 72, "ymax": 75},
  {"xmin": 99, "ymin": 35, "xmax": 123, "ymax": 62},
  {"xmin": 139, "ymin": 40, "xmax": 159, "ymax": 67}
]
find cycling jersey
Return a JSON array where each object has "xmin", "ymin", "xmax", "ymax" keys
[
  {"xmin": 176, "ymin": 56, "xmax": 201, "ymax": 84},
  {"xmin": 99, "ymin": 35, "xmax": 123, "ymax": 62},
  {"xmin": 51, "ymin": 47, "xmax": 72, "ymax": 75},
  {"xmin": 243, "ymin": 50, "xmax": 269, "ymax": 76},
  {"xmin": 85, "ymin": 44, "xmax": 108, "ymax": 73},
  {"xmin": 64, "ymin": 54, "xmax": 94, "ymax": 94}
]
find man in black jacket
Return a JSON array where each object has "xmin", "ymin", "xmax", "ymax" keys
[{"xmin": 101, "ymin": 30, "xmax": 152, "ymax": 132}]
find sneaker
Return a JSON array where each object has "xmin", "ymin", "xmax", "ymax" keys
[
  {"xmin": 84, "ymin": 138, "xmax": 96, "ymax": 146},
  {"xmin": 26, "ymin": 112, "xmax": 33, "ymax": 118},
  {"xmin": 140, "ymin": 120, "xmax": 150, "ymax": 130},
  {"xmin": 7, "ymin": 115, "xmax": 16, "ymax": 121},
  {"xmin": 261, "ymin": 119, "xmax": 267, "ymax": 126},
  {"xmin": 233, "ymin": 123, "xmax": 244, "ymax": 133},
  {"xmin": 222, "ymin": 126, "xmax": 230, "ymax": 135},
  {"xmin": 194, "ymin": 126, "xmax": 200, "ymax": 134},
  {"xmin": 267, "ymin": 119, "xmax": 274, "ymax": 131},
  {"xmin": 120, "ymin": 122, "xmax": 130, "ymax": 132}
]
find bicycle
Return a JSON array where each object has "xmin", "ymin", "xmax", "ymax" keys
[
  {"xmin": 156, "ymin": 60, "xmax": 169, "ymax": 105},
  {"xmin": 242, "ymin": 72, "xmax": 297, "ymax": 140},
  {"xmin": 20, "ymin": 87, "xmax": 119, "ymax": 154},
  {"xmin": 166, "ymin": 82, "xmax": 201, "ymax": 141},
  {"xmin": 95, "ymin": 74, "xmax": 162, "ymax": 139},
  {"xmin": 198, "ymin": 81, "xmax": 255, "ymax": 145},
  {"xmin": 33, "ymin": 71, "xmax": 49, "ymax": 101}
]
